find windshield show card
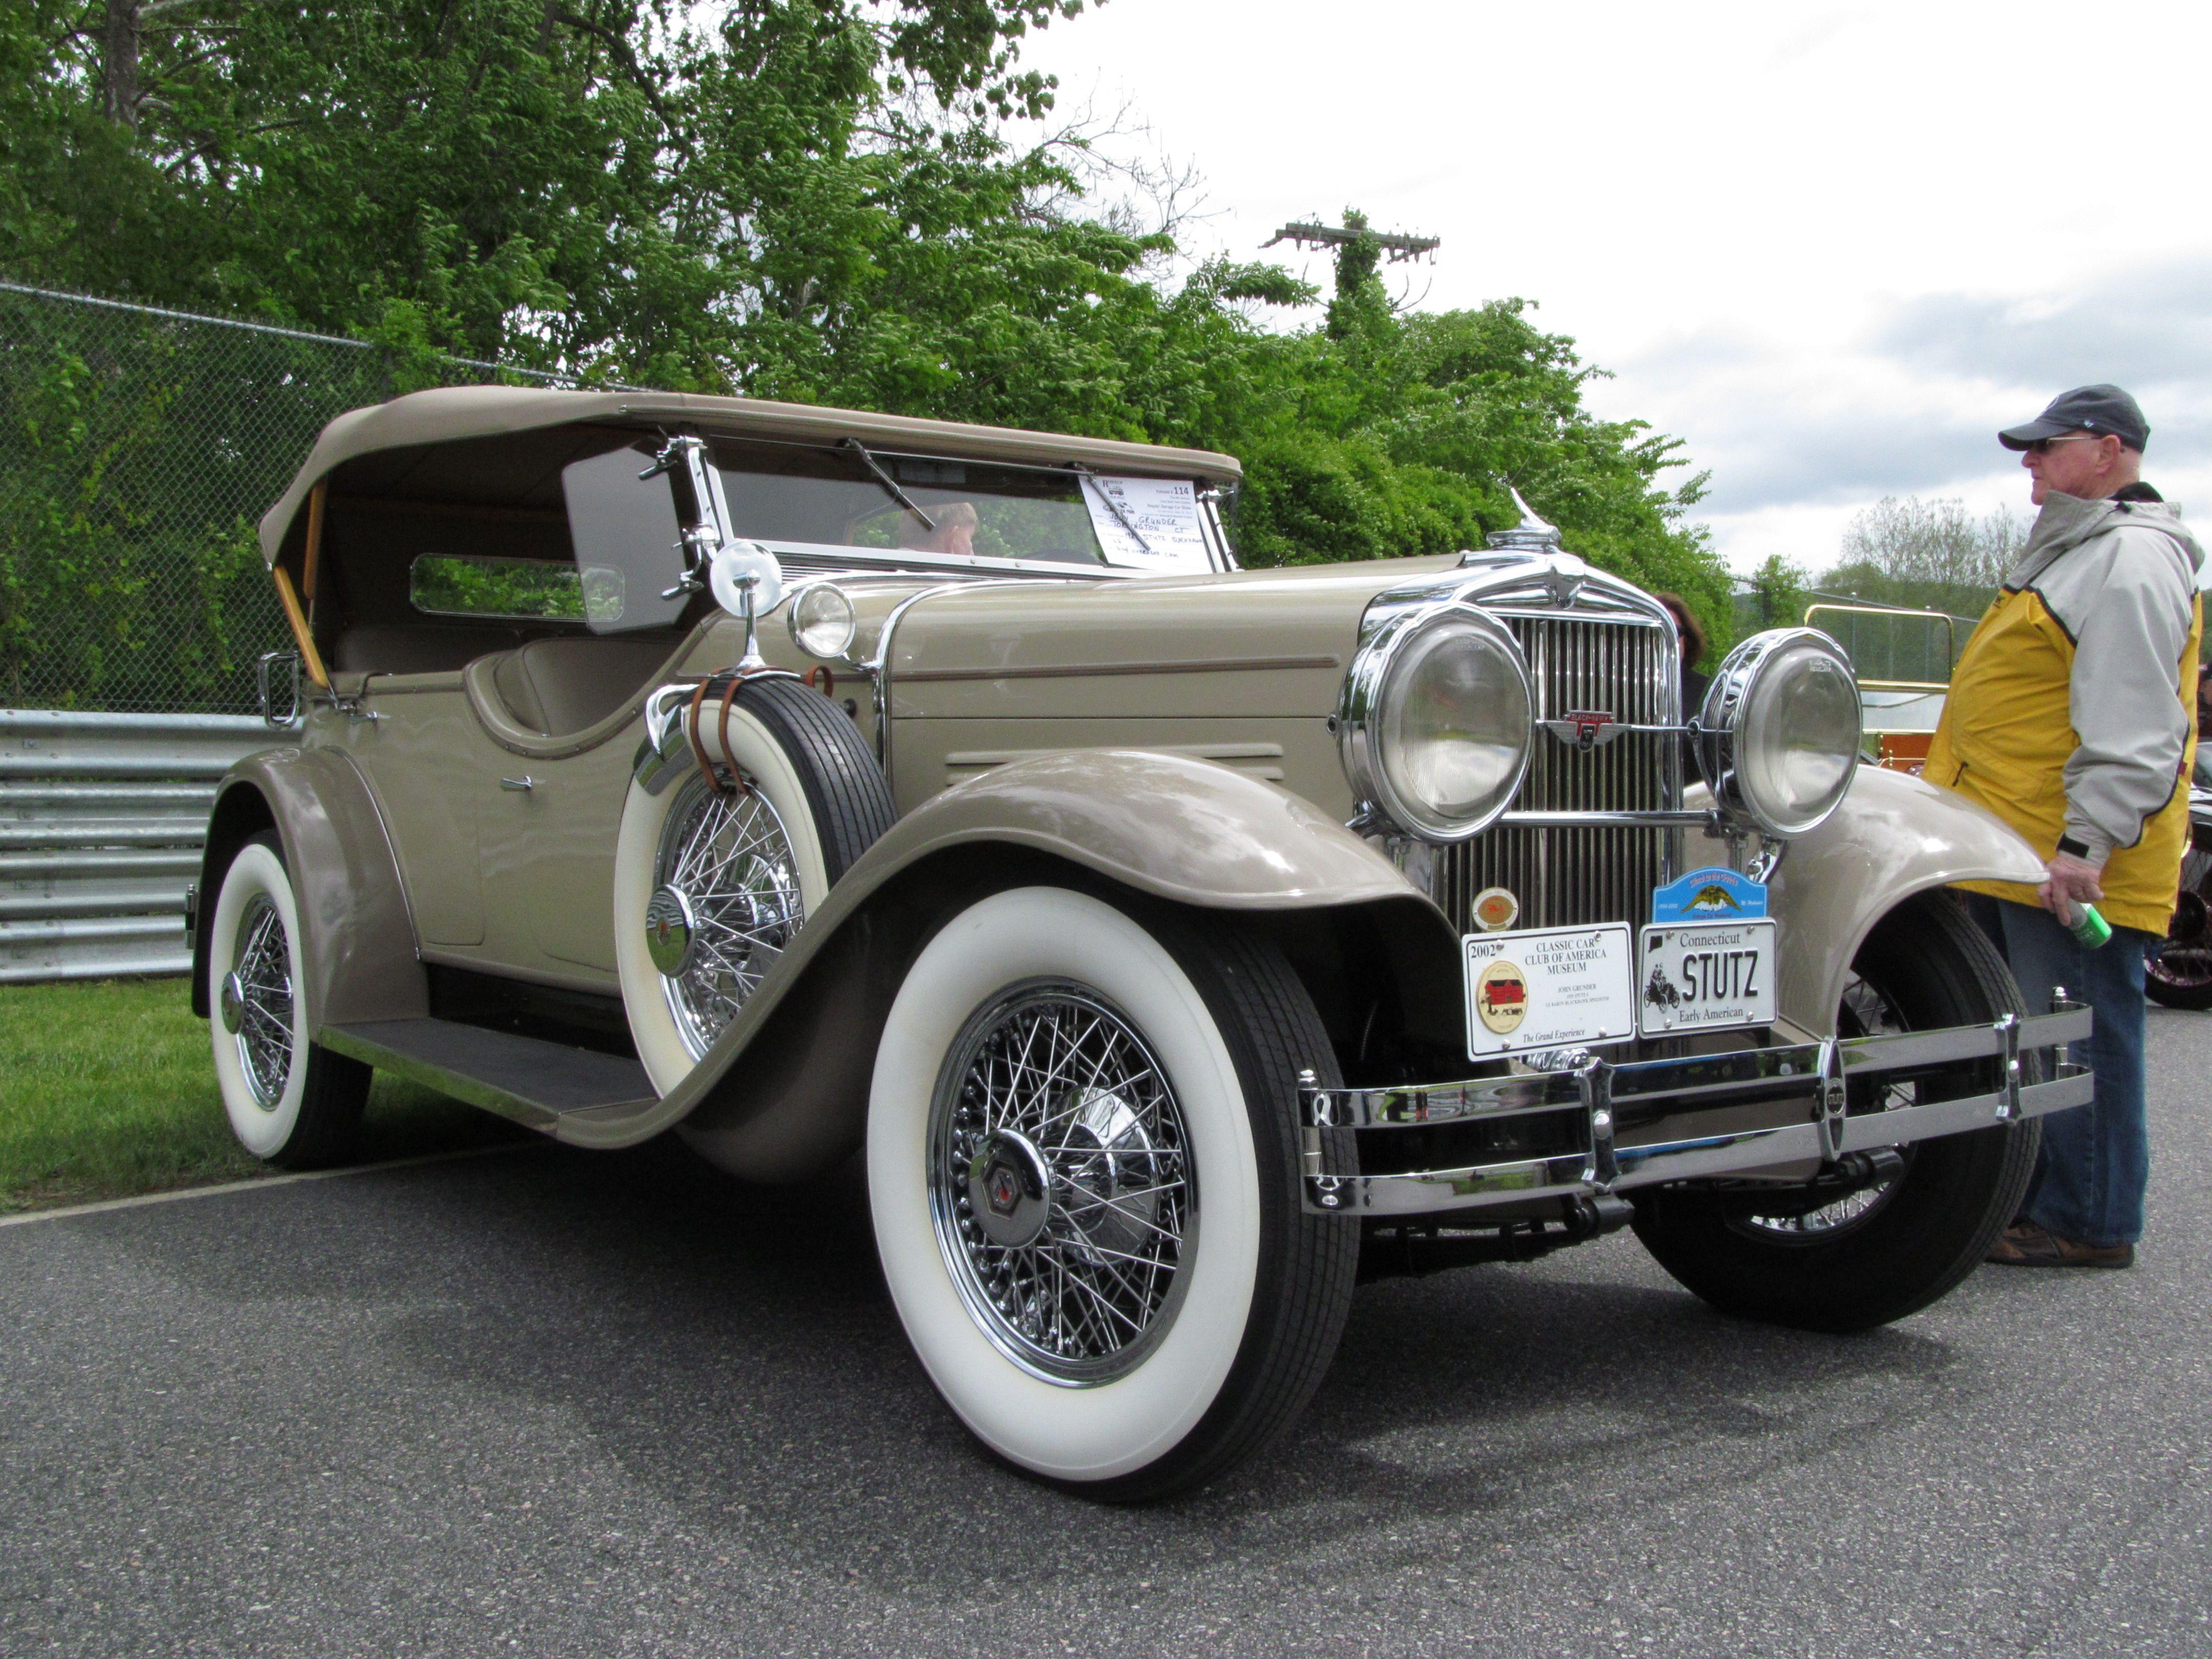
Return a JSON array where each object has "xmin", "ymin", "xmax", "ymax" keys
[{"xmin": 1078, "ymin": 475, "xmax": 1213, "ymax": 569}]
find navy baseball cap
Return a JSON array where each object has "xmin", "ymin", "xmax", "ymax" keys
[{"xmin": 1999, "ymin": 385, "xmax": 2150, "ymax": 452}]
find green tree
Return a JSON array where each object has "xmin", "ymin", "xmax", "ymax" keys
[
  {"xmin": 1745, "ymin": 552, "xmax": 1811, "ymax": 631},
  {"xmin": 6, "ymin": 3, "xmax": 1731, "ymax": 673},
  {"xmin": 1819, "ymin": 495, "xmax": 2022, "ymax": 622}
]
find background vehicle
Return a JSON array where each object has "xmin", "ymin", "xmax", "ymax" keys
[
  {"xmin": 2147, "ymin": 749, "xmax": 2212, "ymax": 1009},
  {"xmin": 192, "ymin": 388, "xmax": 2088, "ymax": 1498}
]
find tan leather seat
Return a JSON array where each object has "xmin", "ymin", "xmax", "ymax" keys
[{"xmin": 488, "ymin": 635, "xmax": 679, "ymax": 738}]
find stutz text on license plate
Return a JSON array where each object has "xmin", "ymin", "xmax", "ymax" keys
[
  {"xmin": 1636, "ymin": 920, "xmax": 1779, "ymax": 1035},
  {"xmin": 1462, "ymin": 923, "xmax": 1635, "ymax": 1060}
]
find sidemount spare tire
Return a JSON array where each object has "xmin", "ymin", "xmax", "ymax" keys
[{"xmin": 614, "ymin": 674, "xmax": 895, "ymax": 1095}]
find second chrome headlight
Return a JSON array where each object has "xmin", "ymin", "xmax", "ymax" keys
[
  {"xmin": 1696, "ymin": 627, "xmax": 1862, "ymax": 837},
  {"xmin": 1341, "ymin": 606, "xmax": 1533, "ymax": 842}
]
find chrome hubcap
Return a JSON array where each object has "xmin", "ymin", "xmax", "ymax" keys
[
  {"xmin": 929, "ymin": 982, "xmax": 1193, "ymax": 1385},
  {"xmin": 652, "ymin": 773, "xmax": 805, "ymax": 1060},
  {"xmin": 967, "ymin": 1129, "xmax": 1052, "ymax": 1248},
  {"xmin": 644, "ymin": 885, "xmax": 697, "ymax": 977},
  {"xmin": 218, "ymin": 970, "xmax": 245, "ymax": 1034},
  {"xmin": 228, "ymin": 894, "xmax": 295, "ymax": 1112}
]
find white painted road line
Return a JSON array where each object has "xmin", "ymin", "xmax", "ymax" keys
[{"xmin": 0, "ymin": 1140, "xmax": 542, "ymax": 1228}]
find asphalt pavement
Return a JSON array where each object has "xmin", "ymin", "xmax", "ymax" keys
[{"xmin": 5, "ymin": 1008, "xmax": 2210, "ymax": 1658}]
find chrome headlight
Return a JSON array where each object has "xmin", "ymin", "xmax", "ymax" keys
[
  {"xmin": 1696, "ymin": 628, "xmax": 1862, "ymax": 837},
  {"xmin": 787, "ymin": 581, "xmax": 858, "ymax": 660},
  {"xmin": 1339, "ymin": 606, "xmax": 1534, "ymax": 842}
]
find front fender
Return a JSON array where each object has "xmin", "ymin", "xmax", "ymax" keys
[
  {"xmin": 1770, "ymin": 765, "xmax": 2045, "ymax": 1035},
  {"xmin": 192, "ymin": 748, "xmax": 426, "ymax": 1031},
  {"xmin": 581, "ymin": 750, "xmax": 1444, "ymax": 1169},
  {"xmin": 845, "ymin": 747, "xmax": 1420, "ymax": 909}
]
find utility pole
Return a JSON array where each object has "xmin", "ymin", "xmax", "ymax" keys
[{"xmin": 1261, "ymin": 220, "xmax": 1439, "ymax": 264}]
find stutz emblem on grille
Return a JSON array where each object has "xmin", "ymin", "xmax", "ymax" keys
[{"xmin": 1541, "ymin": 710, "xmax": 1623, "ymax": 752}]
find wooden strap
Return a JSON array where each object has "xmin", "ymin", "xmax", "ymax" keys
[
  {"xmin": 301, "ymin": 481, "xmax": 327, "ymax": 603},
  {"xmin": 271, "ymin": 565, "xmax": 330, "ymax": 689}
]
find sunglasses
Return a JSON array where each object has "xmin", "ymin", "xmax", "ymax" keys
[{"xmin": 2025, "ymin": 433, "xmax": 2108, "ymax": 456}]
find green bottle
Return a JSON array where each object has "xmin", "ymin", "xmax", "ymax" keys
[{"xmin": 2067, "ymin": 900, "xmax": 2113, "ymax": 950}]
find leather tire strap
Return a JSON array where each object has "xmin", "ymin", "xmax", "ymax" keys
[
  {"xmin": 717, "ymin": 674, "xmax": 750, "ymax": 798},
  {"xmin": 686, "ymin": 678, "xmax": 726, "ymax": 796}
]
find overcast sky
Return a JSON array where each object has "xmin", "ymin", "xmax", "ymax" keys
[{"xmin": 1020, "ymin": 0, "xmax": 2212, "ymax": 581}]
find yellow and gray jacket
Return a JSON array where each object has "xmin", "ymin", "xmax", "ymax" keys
[{"xmin": 1926, "ymin": 486, "xmax": 2203, "ymax": 935}]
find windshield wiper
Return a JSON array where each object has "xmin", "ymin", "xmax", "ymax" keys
[
  {"xmin": 840, "ymin": 438, "xmax": 936, "ymax": 534},
  {"xmin": 1072, "ymin": 464, "xmax": 1153, "ymax": 556}
]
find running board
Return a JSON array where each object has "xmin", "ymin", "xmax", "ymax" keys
[{"xmin": 322, "ymin": 1017, "xmax": 657, "ymax": 1131}]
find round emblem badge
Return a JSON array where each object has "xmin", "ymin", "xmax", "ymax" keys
[
  {"xmin": 1472, "ymin": 886, "xmax": 1521, "ymax": 932},
  {"xmin": 1476, "ymin": 959, "xmax": 1529, "ymax": 1035}
]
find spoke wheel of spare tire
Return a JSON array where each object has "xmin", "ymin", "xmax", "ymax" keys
[
  {"xmin": 1630, "ymin": 891, "xmax": 2040, "ymax": 1333},
  {"xmin": 206, "ymin": 831, "xmax": 371, "ymax": 1168},
  {"xmin": 867, "ymin": 885, "xmax": 1359, "ymax": 1501},
  {"xmin": 615, "ymin": 675, "xmax": 894, "ymax": 1094}
]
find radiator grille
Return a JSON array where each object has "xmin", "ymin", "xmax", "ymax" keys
[{"xmin": 1432, "ymin": 613, "xmax": 1679, "ymax": 932}]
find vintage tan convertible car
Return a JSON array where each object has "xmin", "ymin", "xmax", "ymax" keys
[{"xmin": 193, "ymin": 387, "xmax": 2090, "ymax": 1498}]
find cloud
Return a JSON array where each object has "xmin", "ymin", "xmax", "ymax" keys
[
  {"xmin": 1874, "ymin": 257, "xmax": 2212, "ymax": 396},
  {"xmin": 1597, "ymin": 259, "xmax": 2212, "ymax": 560}
]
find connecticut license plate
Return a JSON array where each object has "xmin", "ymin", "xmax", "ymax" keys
[
  {"xmin": 1462, "ymin": 923, "xmax": 1636, "ymax": 1060},
  {"xmin": 1636, "ymin": 920, "xmax": 1778, "ymax": 1035}
]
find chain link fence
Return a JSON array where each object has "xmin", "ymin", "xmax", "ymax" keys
[{"xmin": 0, "ymin": 282, "xmax": 607, "ymax": 715}]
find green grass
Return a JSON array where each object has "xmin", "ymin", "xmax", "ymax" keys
[{"xmin": 0, "ymin": 977, "xmax": 522, "ymax": 1214}]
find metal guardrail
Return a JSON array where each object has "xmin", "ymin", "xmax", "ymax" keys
[{"xmin": 0, "ymin": 709, "xmax": 291, "ymax": 983}]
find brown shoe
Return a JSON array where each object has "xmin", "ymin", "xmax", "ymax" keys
[{"xmin": 1987, "ymin": 1221, "xmax": 2135, "ymax": 1269}]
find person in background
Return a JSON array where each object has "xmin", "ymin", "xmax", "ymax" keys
[
  {"xmin": 900, "ymin": 500, "xmax": 978, "ymax": 558},
  {"xmin": 1922, "ymin": 385, "xmax": 2203, "ymax": 1270},
  {"xmin": 1652, "ymin": 593, "xmax": 1709, "ymax": 779},
  {"xmin": 1653, "ymin": 592, "xmax": 1708, "ymax": 706}
]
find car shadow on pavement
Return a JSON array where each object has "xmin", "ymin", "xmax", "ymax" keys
[{"xmin": 115, "ymin": 1133, "xmax": 1967, "ymax": 1595}]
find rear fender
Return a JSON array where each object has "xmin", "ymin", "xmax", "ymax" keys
[
  {"xmin": 191, "ymin": 749, "xmax": 425, "ymax": 1029},
  {"xmin": 1768, "ymin": 765, "xmax": 2045, "ymax": 1035}
]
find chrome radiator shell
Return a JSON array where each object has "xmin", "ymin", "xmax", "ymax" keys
[{"xmin": 1423, "ymin": 607, "xmax": 1683, "ymax": 933}]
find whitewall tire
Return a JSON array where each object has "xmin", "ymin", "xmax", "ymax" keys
[
  {"xmin": 206, "ymin": 832, "xmax": 369, "ymax": 1167},
  {"xmin": 868, "ymin": 885, "xmax": 1358, "ymax": 1499}
]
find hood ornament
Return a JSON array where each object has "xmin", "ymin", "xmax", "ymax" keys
[
  {"xmin": 1463, "ymin": 487, "xmax": 1590, "ymax": 604},
  {"xmin": 1485, "ymin": 487, "xmax": 1563, "ymax": 552}
]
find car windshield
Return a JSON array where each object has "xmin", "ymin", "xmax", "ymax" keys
[
  {"xmin": 560, "ymin": 436, "xmax": 1224, "ymax": 633},
  {"xmin": 709, "ymin": 438, "xmax": 1219, "ymax": 575}
]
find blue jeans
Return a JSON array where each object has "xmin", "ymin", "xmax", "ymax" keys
[{"xmin": 1964, "ymin": 893, "xmax": 2153, "ymax": 1248}]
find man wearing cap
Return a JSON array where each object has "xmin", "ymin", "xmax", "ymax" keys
[{"xmin": 1924, "ymin": 385, "xmax": 2203, "ymax": 1269}]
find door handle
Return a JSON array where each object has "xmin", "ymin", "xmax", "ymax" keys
[{"xmin": 500, "ymin": 776, "xmax": 536, "ymax": 792}]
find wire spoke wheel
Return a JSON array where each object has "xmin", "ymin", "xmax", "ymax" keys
[
  {"xmin": 228, "ymin": 894, "xmax": 297, "ymax": 1111},
  {"xmin": 2147, "ymin": 850, "xmax": 2212, "ymax": 1003},
  {"xmin": 1733, "ymin": 972, "xmax": 1916, "ymax": 1241},
  {"xmin": 652, "ymin": 771, "xmax": 806, "ymax": 1060},
  {"xmin": 927, "ymin": 981, "xmax": 1195, "ymax": 1387}
]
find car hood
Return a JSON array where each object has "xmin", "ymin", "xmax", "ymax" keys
[{"xmin": 884, "ymin": 554, "xmax": 1466, "ymax": 720}]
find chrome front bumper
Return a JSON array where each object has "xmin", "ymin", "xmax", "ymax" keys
[{"xmin": 1301, "ymin": 1001, "xmax": 2092, "ymax": 1217}]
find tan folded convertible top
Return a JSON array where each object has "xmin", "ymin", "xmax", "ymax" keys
[{"xmin": 259, "ymin": 385, "xmax": 1244, "ymax": 566}]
